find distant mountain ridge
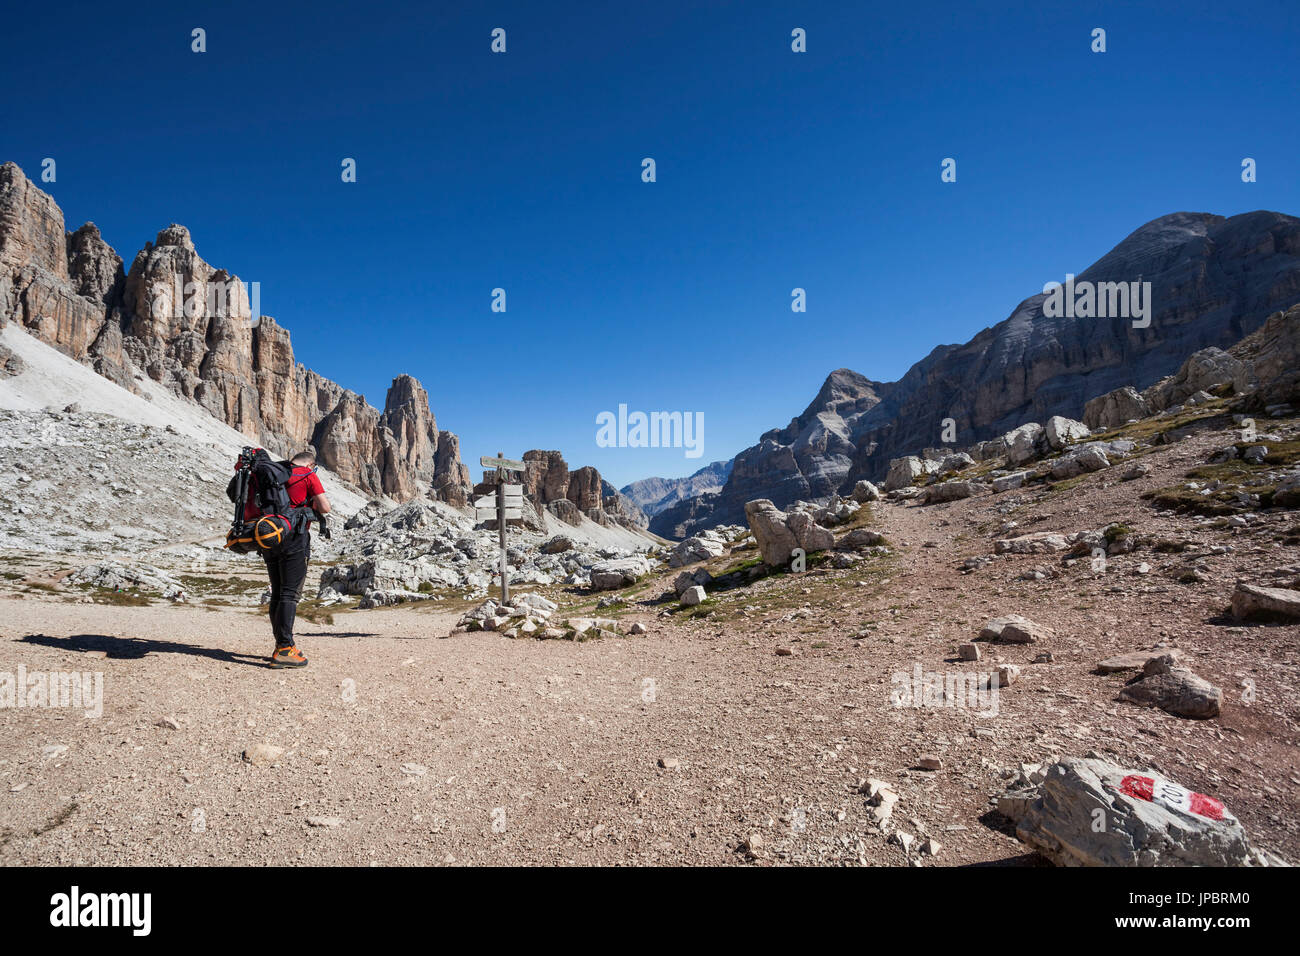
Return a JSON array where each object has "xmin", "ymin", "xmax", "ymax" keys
[
  {"xmin": 651, "ymin": 209, "xmax": 1300, "ymax": 538},
  {"xmin": 620, "ymin": 460, "xmax": 733, "ymax": 516}
]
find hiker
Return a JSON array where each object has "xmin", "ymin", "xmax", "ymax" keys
[{"xmin": 241, "ymin": 450, "xmax": 331, "ymax": 668}]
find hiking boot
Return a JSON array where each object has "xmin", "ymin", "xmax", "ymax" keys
[{"xmin": 270, "ymin": 645, "xmax": 308, "ymax": 669}]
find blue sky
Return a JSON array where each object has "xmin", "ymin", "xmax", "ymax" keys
[{"xmin": 3, "ymin": 0, "xmax": 1297, "ymax": 487}]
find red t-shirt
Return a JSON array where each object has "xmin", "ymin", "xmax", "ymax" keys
[{"xmin": 243, "ymin": 465, "xmax": 325, "ymax": 520}]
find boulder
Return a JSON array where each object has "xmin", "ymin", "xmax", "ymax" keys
[
  {"xmin": 680, "ymin": 585, "xmax": 706, "ymax": 607},
  {"xmin": 540, "ymin": 535, "xmax": 575, "ymax": 554},
  {"xmin": 673, "ymin": 567, "xmax": 713, "ymax": 596},
  {"xmin": 992, "ymin": 470, "xmax": 1035, "ymax": 493},
  {"xmin": 512, "ymin": 592, "xmax": 558, "ymax": 613},
  {"xmin": 1230, "ymin": 582, "xmax": 1300, "ymax": 620},
  {"xmin": 565, "ymin": 617, "xmax": 622, "ymax": 636},
  {"xmin": 743, "ymin": 499, "xmax": 800, "ymax": 565},
  {"xmin": 935, "ymin": 452, "xmax": 976, "ymax": 476},
  {"xmin": 1273, "ymin": 473, "xmax": 1300, "ymax": 508},
  {"xmin": 668, "ymin": 535, "xmax": 727, "ymax": 568},
  {"xmin": 970, "ymin": 439, "xmax": 1007, "ymax": 461},
  {"xmin": 588, "ymin": 557, "xmax": 650, "ymax": 591},
  {"xmin": 1083, "ymin": 386, "xmax": 1150, "ymax": 431},
  {"xmin": 840, "ymin": 527, "xmax": 885, "ymax": 550},
  {"xmin": 1003, "ymin": 423, "xmax": 1046, "ymax": 466},
  {"xmin": 850, "ymin": 480, "xmax": 882, "ymax": 502},
  {"xmin": 1117, "ymin": 655, "xmax": 1222, "ymax": 719},
  {"xmin": 924, "ymin": 479, "xmax": 988, "ymax": 504},
  {"xmin": 1097, "ymin": 649, "xmax": 1182, "ymax": 673},
  {"xmin": 814, "ymin": 497, "xmax": 860, "ymax": 526},
  {"xmin": 68, "ymin": 562, "xmax": 185, "ymax": 601},
  {"xmin": 744, "ymin": 499, "xmax": 833, "ymax": 565},
  {"xmin": 883, "ymin": 456, "xmax": 938, "ymax": 491},
  {"xmin": 982, "ymin": 663, "xmax": 1021, "ymax": 688},
  {"xmin": 320, "ymin": 558, "xmax": 459, "ymax": 596},
  {"xmin": 1050, "ymin": 443, "xmax": 1111, "ymax": 480},
  {"xmin": 1144, "ymin": 346, "xmax": 1251, "ymax": 411},
  {"xmin": 785, "ymin": 510, "xmax": 834, "ymax": 552},
  {"xmin": 1044, "ymin": 416, "xmax": 1090, "ymax": 450},
  {"xmin": 0, "ymin": 343, "xmax": 25, "ymax": 378},
  {"xmin": 359, "ymin": 588, "xmax": 435, "ymax": 609},
  {"xmin": 997, "ymin": 757, "xmax": 1269, "ymax": 866},
  {"xmin": 993, "ymin": 532, "xmax": 1069, "ymax": 555},
  {"xmin": 979, "ymin": 615, "xmax": 1052, "ymax": 644}
]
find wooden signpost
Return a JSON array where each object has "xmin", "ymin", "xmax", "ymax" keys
[{"xmin": 478, "ymin": 453, "xmax": 526, "ymax": 604}]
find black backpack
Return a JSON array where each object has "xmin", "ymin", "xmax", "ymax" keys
[{"xmin": 225, "ymin": 447, "xmax": 312, "ymax": 555}]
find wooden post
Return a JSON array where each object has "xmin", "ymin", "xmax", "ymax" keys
[
  {"xmin": 497, "ymin": 453, "xmax": 509, "ymax": 605},
  {"xmin": 478, "ymin": 453, "xmax": 524, "ymax": 606}
]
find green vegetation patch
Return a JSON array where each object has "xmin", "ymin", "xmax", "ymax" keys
[{"xmin": 1143, "ymin": 440, "xmax": 1300, "ymax": 515}]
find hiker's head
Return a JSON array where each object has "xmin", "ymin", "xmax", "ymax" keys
[{"xmin": 292, "ymin": 450, "xmax": 316, "ymax": 467}]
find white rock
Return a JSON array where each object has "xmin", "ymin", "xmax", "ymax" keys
[{"xmin": 680, "ymin": 585, "xmax": 706, "ymax": 607}]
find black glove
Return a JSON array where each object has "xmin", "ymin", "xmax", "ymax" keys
[{"xmin": 316, "ymin": 513, "xmax": 332, "ymax": 539}]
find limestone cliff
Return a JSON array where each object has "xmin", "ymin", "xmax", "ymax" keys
[{"xmin": 0, "ymin": 161, "xmax": 469, "ymax": 502}]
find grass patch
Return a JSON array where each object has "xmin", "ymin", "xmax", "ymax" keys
[
  {"xmin": 1046, "ymin": 472, "xmax": 1092, "ymax": 496},
  {"xmin": 89, "ymin": 589, "xmax": 151, "ymax": 606},
  {"xmin": 685, "ymin": 598, "xmax": 719, "ymax": 619},
  {"xmin": 1143, "ymin": 441, "xmax": 1300, "ymax": 515},
  {"xmin": 1089, "ymin": 402, "xmax": 1234, "ymax": 445},
  {"xmin": 1145, "ymin": 487, "xmax": 1251, "ymax": 516},
  {"xmin": 1104, "ymin": 523, "xmax": 1134, "ymax": 543},
  {"xmin": 295, "ymin": 600, "xmax": 336, "ymax": 625},
  {"xmin": 176, "ymin": 574, "xmax": 258, "ymax": 596},
  {"xmin": 717, "ymin": 556, "xmax": 763, "ymax": 577},
  {"xmin": 836, "ymin": 504, "xmax": 879, "ymax": 532}
]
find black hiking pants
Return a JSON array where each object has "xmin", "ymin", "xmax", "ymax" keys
[{"xmin": 263, "ymin": 534, "xmax": 311, "ymax": 648}]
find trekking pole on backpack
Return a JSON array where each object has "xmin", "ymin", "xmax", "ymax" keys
[
  {"xmin": 224, "ymin": 447, "xmax": 262, "ymax": 553},
  {"xmin": 230, "ymin": 447, "xmax": 252, "ymax": 525}
]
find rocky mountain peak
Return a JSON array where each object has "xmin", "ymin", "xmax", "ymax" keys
[
  {"xmin": 0, "ymin": 161, "xmax": 470, "ymax": 504},
  {"xmin": 653, "ymin": 207, "xmax": 1300, "ymax": 538},
  {"xmin": 383, "ymin": 373, "xmax": 427, "ymax": 415},
  {"xmin": 153, "ymin": 223, "xmax": 195, "ymax": 250},
  {"xmin": 0, "ymin": 161, "xmax": 67, "ymax": 280},
  {"xmin": 814, "ymin": 367, "xmax": 884, "ymax": 405},
  {"xmin": 520, "ymin": 449, "xmax": 645, "ymax": 529},
  {"xmin": 66, "ymin": 222, "xmax": 124, "ymax": 306},
  {"xmin": 1081, "ymin": 211, "xmax": 1220, "ymax": 278}
]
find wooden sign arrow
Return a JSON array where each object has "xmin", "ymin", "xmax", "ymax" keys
[
  {"xmin": 481, "ymin": 456, "xmax": 526, "ymax": 471},
  {"xmin": 476, "ymin": 508, "xmax": 523, "ymax": 521},
  {"xmin": 476, "ymin": 497, "xmax": 524, "ymax": 508}
]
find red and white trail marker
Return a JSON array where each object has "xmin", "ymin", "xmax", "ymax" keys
[{"xmin": 1116, "ymin": 773, "xmax": 1228, "ymax": 822}]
